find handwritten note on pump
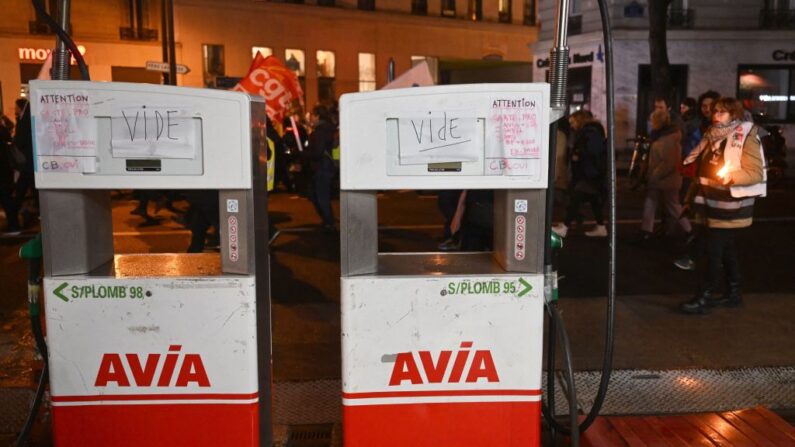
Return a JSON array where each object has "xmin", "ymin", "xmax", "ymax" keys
[
  {"xmin": 485, "ymin": 96, "xmax": 542, "ymax": 176},
  {"xmin": 111, "ymin": 105, "xmax": 197, "ymax": 159},
  {"xmin": 397, "ymin": 110, "xmax": 478, "ymax": 165},
  {"xmin": 33, "ymin": 90, "xmax": 97, "ymax": 157}
]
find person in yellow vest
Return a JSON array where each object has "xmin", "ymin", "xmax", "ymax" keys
[{"xmin": 679, "ymin": 97, "xmax": 766, "ymax": 314}]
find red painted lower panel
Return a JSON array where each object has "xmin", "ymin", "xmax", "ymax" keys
[
  {"xmin": 52, "ymin": 403, "xmax": 259, "ymax": 446},
  {"xmin": 344, "ymin": 401, "xmax": 541, "ymax": 447}
]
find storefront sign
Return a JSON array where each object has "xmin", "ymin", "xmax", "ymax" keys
[
  {"xmin": 536, "ymin": 49, "xmax": 599, "ymax": 68},
  {"xmin": 772, "ymin": 49, "xmax": 795, "ymax": 61},
  {"xmin": 18, "ymin": 45, "xmax": 86, "ymax": 63}
]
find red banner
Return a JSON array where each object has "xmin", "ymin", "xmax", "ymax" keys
[{"xmin": 233, "ymin": 52, "xmax": 304, "ymax": 127}]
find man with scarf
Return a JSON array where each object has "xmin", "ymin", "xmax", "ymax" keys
[{"xmin": 679, "ymin": 97, "xmax": 766, "ymax": 314}]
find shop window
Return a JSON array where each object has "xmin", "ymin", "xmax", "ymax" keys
[
  {"xmin": 202, "ymin": 44, "xmax": 225, "ymax": 88},
  {"xmin": 359, "ymin": 53, "xmax": 376, "ymax": 92},
  {"xmin": 120, "ymin": 0, "xmax": 158, "ymax": 41},
  {"xmin": 441, "ymin": 0, "xmax": 456, "ymax": 17},
  {"xmin": 359, "ymin": 0, "xmax": 375, "ymax": 11},
  {"xmin": 738, "ymin": 65, "xmax": 795, "ymax": 123},
  {"xmin": 469, "ymin": 0, "xmax": 482, "ymax": 21},
  {"xmin": 499, "ymin": 0, "xmax": 512, "ymax": 23},
  {"xmin": 412, "ymin": 0, "xmax": 428, "ymax": 15},
  {"xmin": 252, "ymin": 46, "xmax": 273, "ymax": 59}
]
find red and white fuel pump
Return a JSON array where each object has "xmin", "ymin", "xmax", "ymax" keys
[
  {"xmin": 337, "ymin": 0, "xmax": 619, "ymax": 444},
  {"xmin": 30, "ymin": 80, "xmax": 274, "ymax": 446}
]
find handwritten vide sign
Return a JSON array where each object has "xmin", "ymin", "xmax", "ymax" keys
[
  {"xmin": 486, "ymin": 97, "xmax": 541, "ymax": 176},
  {"xmin": 397, "ymin": 110, "xmax": 478, "ymax": 165},
  {"xmin": 111, "ymin": 105, "xmax": 197, "ymax": 159},
  {"xmin": 33, "ymin": 90, "xmax": 98, "ymax": 157}
]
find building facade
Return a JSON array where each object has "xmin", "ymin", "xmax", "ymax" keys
[
  {"xmin": 533, "ymin": 0, "xmax": 795, "ymax": 148},
  {"xmin": 1, "ymin": 0, "xmax": 542, "ymax": 119}
]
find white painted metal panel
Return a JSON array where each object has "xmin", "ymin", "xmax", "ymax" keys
[
  {"xmin": 44, "ymin": 276, "xmax": 258, "ymax": 403},
  {"xmin": 340, "ymin": 83, "xmax": 550, "ymax": 190},
  {"xmin": 341, "ymin": 274, "xmax": 544, "ymax": 406},
  {"xmin": 30, "ymin": 81, "xmax": 254, "ymax": 189}
]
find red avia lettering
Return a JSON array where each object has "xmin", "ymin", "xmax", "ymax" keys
[
  {"xmin": 94, "ymin": 345, "xmax": 210, "ymax": 388},
  {"xmin": 389, "ymin": 341, "xmax": 499, "ymax": 386}
]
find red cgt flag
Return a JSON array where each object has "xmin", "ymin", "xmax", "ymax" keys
[{"xmin": 233, "ymin": 52, "xmax": 304, "ymax": 127}]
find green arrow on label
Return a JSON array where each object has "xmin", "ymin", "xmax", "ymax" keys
[
  {"xmin": 517, "ymin": 278, "xmax": 532, "ymax": 297},
  {"xmin": 54, "ymin": 282, "xmax": 69, "ymax": 302}
]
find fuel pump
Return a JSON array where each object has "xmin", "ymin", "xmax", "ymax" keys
[
  {"xmin": 338, "ymin": 0, "xmax": 617, "ymax": 445},
  {"xmin": 29, "ymin": 80, "xmax": 274, "ymax": 446}
]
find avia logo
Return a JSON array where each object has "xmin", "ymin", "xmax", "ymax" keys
[
  {"xmin": 389, "ymin": 341, "xmax": 499, "ymax": 386},
  {"xmin": 95, "ymin": 345, "xmax": 210, "ymax": 388}
]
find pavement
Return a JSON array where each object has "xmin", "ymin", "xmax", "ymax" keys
[{"xmin": 0, "ymin": 178, "xmax": 794, "ymax": 444}]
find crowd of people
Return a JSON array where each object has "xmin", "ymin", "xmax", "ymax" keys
[
  {"xmin": 547, "ymin": 90, "xmax": 767, "ymax": 316},
  {"xmin": 0, "ymin": 98, "xmax": 37, "ymax": 235}
]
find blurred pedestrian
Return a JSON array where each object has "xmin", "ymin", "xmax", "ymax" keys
[
  {"xmin": 552, "ymin": 110, "xmax": 607, "ymax": 238},
  {"xmin": 437, "ymin": 190, "xmax": 463, "ymax": 251},
  {"xmin": 679, "ymin": 97, "xmax": 766, "ymax": 314},
  {"xmin": 0, "ymin": 116, "xmax": 21, "ymax": 234},
  {"xmin": 185, "ymin": 190, "xmax": 219, "ymax": 253},
  {"xmin": 13, "ymin": 98, "xmax": 37, "ymax": 227},
  {"xmin": 305, "ymin": 104, "xmax": 336, "ymax": 232},
  {"xmin": 635, "ymin": 110, "xmax": 691, "ymax": 243},
  {"xmin": 697, "ymin": 90, "xmax": 720, "ymax": 133}
]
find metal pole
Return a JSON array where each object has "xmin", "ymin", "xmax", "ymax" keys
[
  {"xmin": 161, "ymin": 0, "xmax": 170, "ymax": 85},
  {"xmin": 548, "ymin": 0, "xmax": 571, "ymax": 110},
  {"xmin": 52, "ymin": 0, "xmax": 71, "ymax": 80},
  {"xmin": 167, "ymin": 0, "xmax": 177, "ymax": 85}
]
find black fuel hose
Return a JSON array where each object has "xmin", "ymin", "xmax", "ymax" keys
[
  {"xmin": 15, "ymin": 248, "xmax": 48, "ymax": 447},
  {"xmin": 542, "ymin": 0, "xmax": 616, "ymax": 439},
  {"xmin": 31, "ymin": 0, "xmax": 90, "ymax": 81}
]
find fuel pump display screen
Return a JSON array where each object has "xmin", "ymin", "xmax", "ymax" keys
[{"xmin": 126, "ymin": 159, "xmax": 162, "ymax": 172}]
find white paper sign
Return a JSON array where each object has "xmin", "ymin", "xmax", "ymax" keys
[
  {"xmin": 397, "ymin": 110, "xmax": 478, "ymax": 165},
  {"xmin": 33, "ymin": 90, "xmax": 97, "ymax": 157},
  {"xmin": 111, "ymin": 106, "xmax": 197, "ymax": 159},
  {"xmin": 485, "ymin": 96, "xmax": 542, "ymax": 176}
]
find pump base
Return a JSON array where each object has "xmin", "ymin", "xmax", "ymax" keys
[{"xmin": 343, "ymin": 401, "xmax": 541, "ymax": 446}]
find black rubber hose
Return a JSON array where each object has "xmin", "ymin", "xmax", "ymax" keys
[
  {"xmin": 31, "ymin": 0, "xmax": 90, "ymax": 81},
  {"xmin": 544, "ymin": 120, "xmax": 559, "ymax": 443},
  {"xmin": 541, "ymin": 304, "xmax": 579, "ymax": 446},
  {"xmin": 15, "ymin": 322, "xmax": 49, "ymax": 447},
  {"xmin": 542, "ymin": 0, "xmax": 616, "ymax": 437}
]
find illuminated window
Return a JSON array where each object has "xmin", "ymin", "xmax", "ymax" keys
[
  {"xmin": 252, "ymin": 46, "xmax": 272, "ymax": 59},
  {"xmin": 285, "ymin": 49, "xmax": 305, "ymax": 76},
  {"xmin": 523, "ymin": 0, "xmax": 536, "ymax": 25},
  {"xmin": 359, "ymin": 53, "xmax": 376, "ymax": 92},
  {"xmin": 499, "ymin": 0, "xmax": 511, "ymax": 23},
  {"xmin": 737, "ymin": 65, "xmax": 795, "ymax": 122},
  {"xmin": 316, "ymin": 50, "xmax": 336, "ymax": 78}
]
